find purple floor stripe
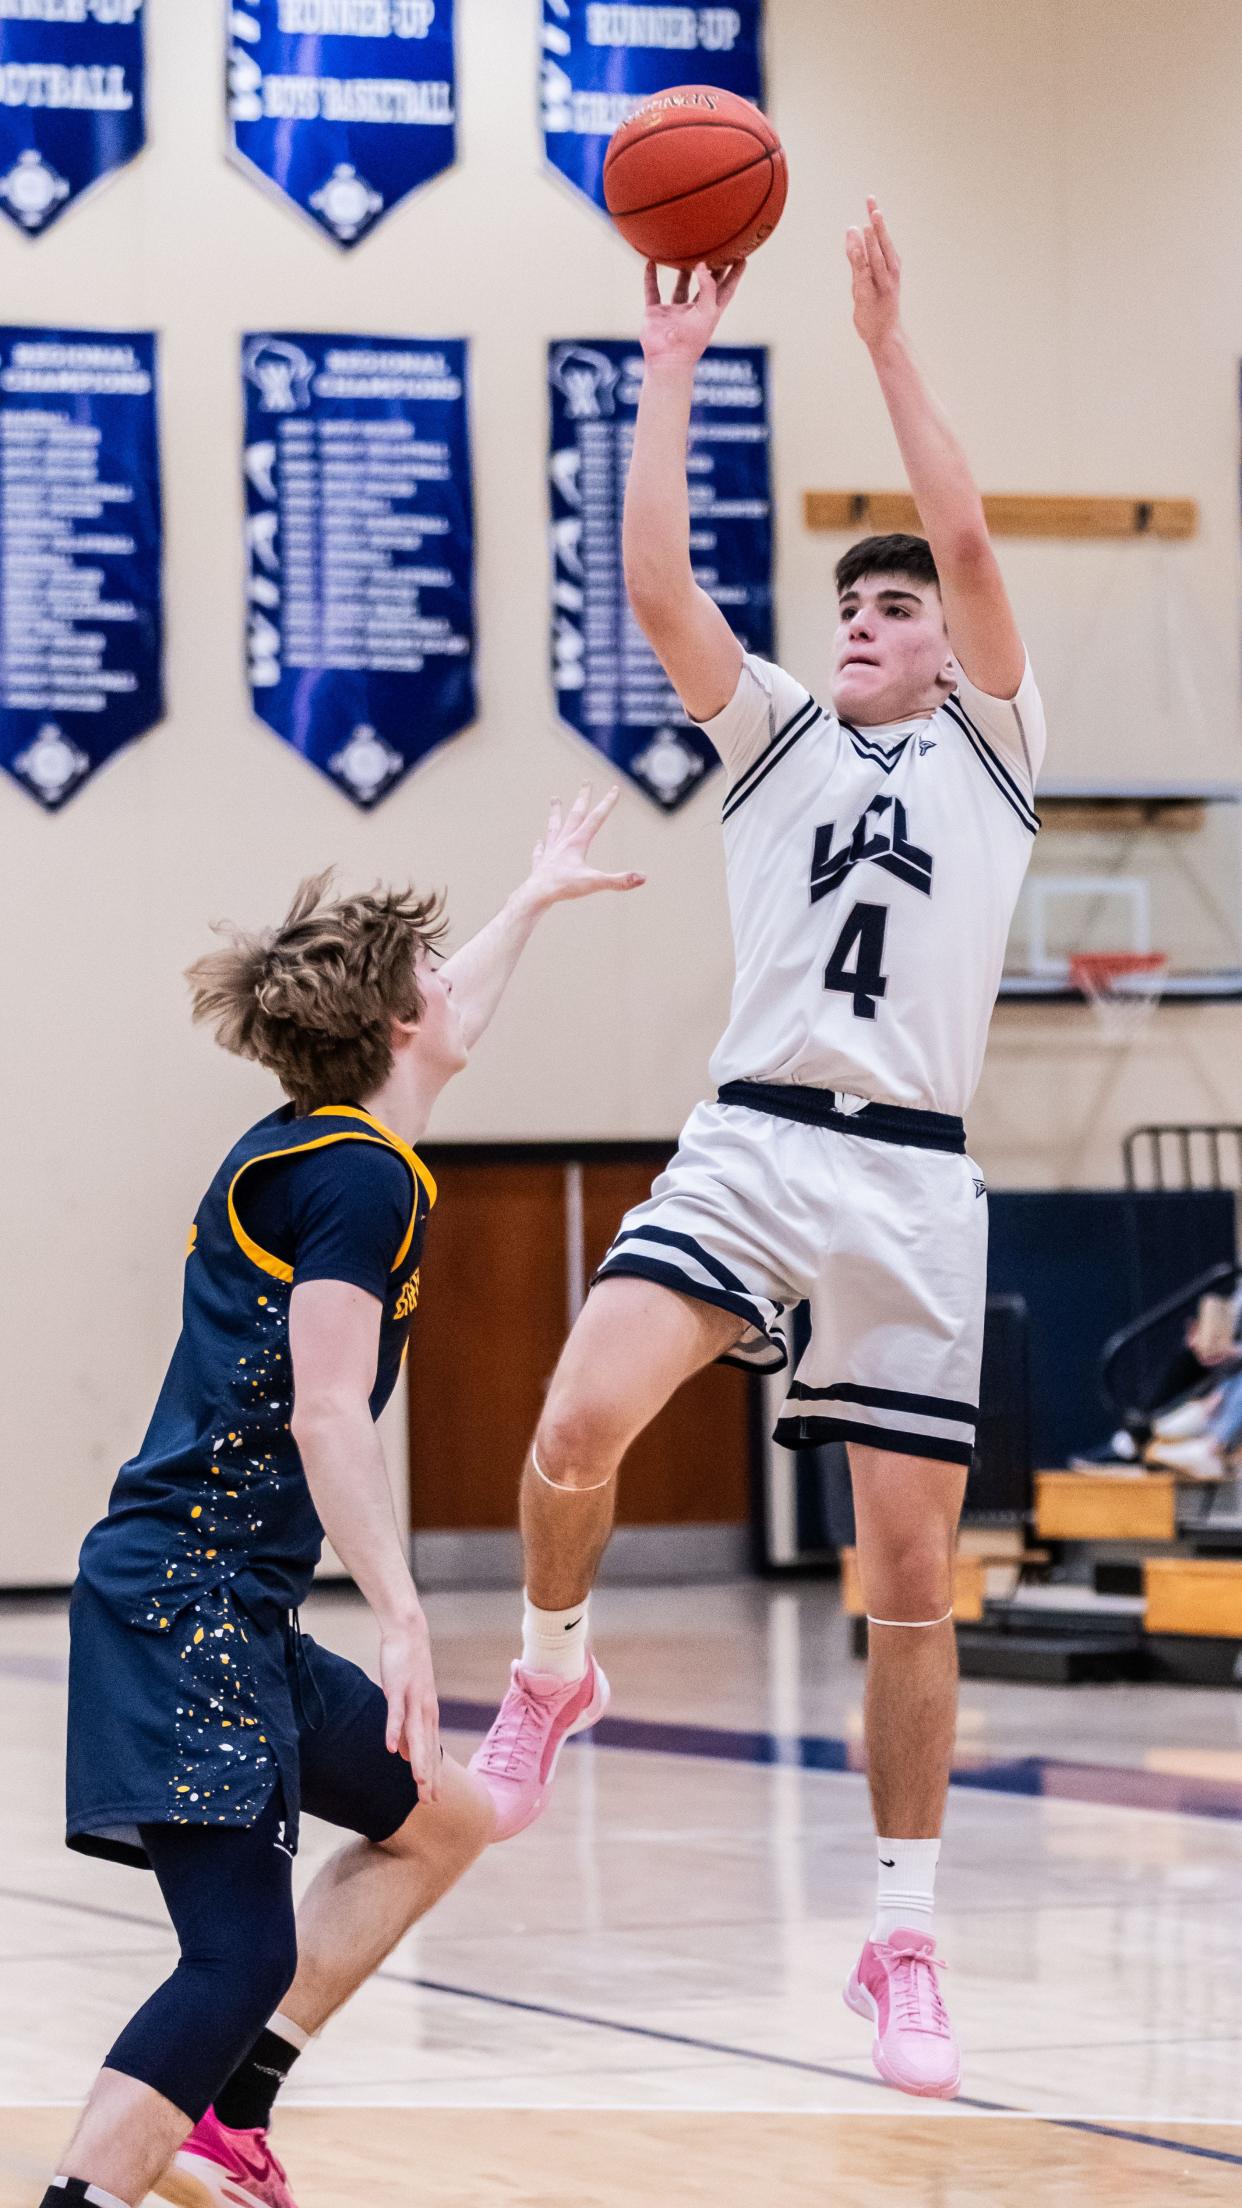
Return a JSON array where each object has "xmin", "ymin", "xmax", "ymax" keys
[{"xmin": 439, "ymin": 1699, "xmax": 1242, "ymax": 1824}]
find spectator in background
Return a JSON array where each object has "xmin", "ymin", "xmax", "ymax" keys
[{"xmin": 1074, "ymin": 1285, "xmax": 1240, "ymax": 1473}]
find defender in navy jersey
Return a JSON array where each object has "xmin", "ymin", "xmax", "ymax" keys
[
  {"xmin": 47, "ymin": 795, "xmax": 642, "ymax": 2208},
  {"xmin": 472, "ymin": 206, "xmax": 1041, "ymax": 2102}
]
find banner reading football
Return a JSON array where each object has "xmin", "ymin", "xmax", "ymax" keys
[
  {"xmin": 229, "ymin": 0, "xmax": 456, "ymax": 246},
  {"xmin": 0, "ymin": 327, "xmax": 162, "ymax": 811},
  {"xmin": 244, "ymin": 332, "xmax": 475, "ymax": 808},
  {"xmin": 549, "ymin": 338, "xmax": 771, "ymax": 811},
  {"xmin": 0, "ymin": 0, "xmax": 145, "ymax": 237},
  {"xmin": 541, "ymin": 1, "xmax": 763, "ymax": 215}
]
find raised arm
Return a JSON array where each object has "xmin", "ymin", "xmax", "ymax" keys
[
  {"xmin": 289, "ymin": 1279, "xmax": 441, "ymax": 1799},
  {"xmin": 439, "ymin": 785, "xmax": 643, "ymax": 1052},
  {"xmin": 847, "ymin": 199, "xmax": 1026, "ymax": 702},
  {"xmin": 623, "ymin": 261, "xmax": 746, "ymax": 724}
]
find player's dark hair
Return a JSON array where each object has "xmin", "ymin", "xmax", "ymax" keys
[
  {"xmin": 186, "ymin": 869, "xmax": 448, "ymax": 1115},
  {"xmin": 835, "ymin": 533, "xmax": 940, "ymax": 598}
]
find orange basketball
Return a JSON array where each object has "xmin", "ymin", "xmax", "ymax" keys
[{"xmin": 603, "ymin": 85, "xmax": 787, "ymax": 272}]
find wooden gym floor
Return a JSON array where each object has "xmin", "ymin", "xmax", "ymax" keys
[{"xmin": 5, "ymin": 1582, "xmax": 1242, "ymax": 2203}]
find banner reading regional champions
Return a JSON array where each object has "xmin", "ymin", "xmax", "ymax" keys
[
  {"xmin": 229, "ymin": 0, "xmax": 456, "ymax": 247},
  {"xmin": 541, "ymin": 2, "xmax": 763, "ymax": 216},
  {"xmin": 244, "ymin": 332, "xmax": 475, "ymax": 808},
  {"xmin": 0, "ymin": 0, "xmax": 145, "ymax": 237},
  {"xmin": 549, "ymin": 338, "xmax": 772, "ymax": 811},
  {"xmin": 0, "ymin": 327, "xmax": 162, "ymax": 811}
]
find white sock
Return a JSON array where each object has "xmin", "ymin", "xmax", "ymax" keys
[
  {"xmin": 268, "ymin": 2009, "xmax": 313, "ymax": 2052},
  {"xmin": 872, "ymin": 1837, "xmax": 940, "ymax": 1941},
  {"xmin": 52, "ymin": 2183, "xmax": 131, "ymax": 2208},
  {"xmin": 520, "ymin": 1592, "xmax": 589, "ymax": 1682}
]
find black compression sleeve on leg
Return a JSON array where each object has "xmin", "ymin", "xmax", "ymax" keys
[{"xmin": 104, "ymin": 1791, "xmax": 298, "ymax": 2126}]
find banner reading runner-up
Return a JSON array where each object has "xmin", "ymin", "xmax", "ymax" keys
[
  {"xmin": 0, "ymin": 0, "xmax": 145, "ymax": 236},
  {"xmin": 0, "ymin": 327, "xmax": 162, "ymax": 811},
  {"xmin": 541, "ymin": 2, "xmax": 763, "ymax": 215},
  {"xmin": 243, "ymin": 332, "xmax": 475, "ymax": 808},
  {"xmin": 229, "ymin": 0, "xmax": 456, "ymax": 246},
  {"xmin": 549, "ymin": 338, "xmax": 771, "ymax": 811}
]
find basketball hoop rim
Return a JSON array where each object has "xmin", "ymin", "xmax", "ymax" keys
[
  {"xmin": 1069, "ymin": 952, "xmax": 1170, "ymax": 984},
  {"xmin": 1068, "ymin": 950, "xmax": 1170, "ymax": 1021}
]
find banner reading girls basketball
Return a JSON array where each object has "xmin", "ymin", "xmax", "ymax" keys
[
  {"xmin": 0, "ymin": 0, "xmax": 145, "ymax": 237},
  {"xmin": 243, "ymin": 332, "xmax": 475, "ymax": 808},
  {"xmin": 228, "ymin": 0, "xmax": 456, "ymax": 247},
  {"xmin": 0, "ymin": 327, "xmax": 162, "ymax": 811},
  {"xmin": 541, "ymin": 1, "xmax": 763, "ymax": 214},
  {"xmin": 549, "ymin": 338, "xmax": 771, "ymax": 810}
]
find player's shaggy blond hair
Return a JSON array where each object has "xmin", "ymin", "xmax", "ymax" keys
[{"xmin": 187, "ymin": 869, "xmax": 448, "ymax": 1115}]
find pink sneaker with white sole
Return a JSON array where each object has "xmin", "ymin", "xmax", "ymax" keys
[
  {"xmin": 469, "ymin": 1654, "xmax": 609, "ymax": 1840},
  {"xmin": 844, "ymin": 1928, "xmax": 961, "ymax": 2099},
  {"xmin": 159, "ymin": 2107, "xmax": 298, "ymax": 2208}
]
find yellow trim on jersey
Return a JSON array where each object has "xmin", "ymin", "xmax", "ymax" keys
[
  {"xmin": 227, "ymin": 1126, "xmax": 427, "ymax": 1284},
  {"xmin": 310, "ymin": 1106, "xmax": 438, "ymax": 1211}
]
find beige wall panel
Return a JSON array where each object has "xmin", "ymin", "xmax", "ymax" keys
[{"xmin": 3, "ymin": 0, "xmax": 1242, "ymax": 1579}]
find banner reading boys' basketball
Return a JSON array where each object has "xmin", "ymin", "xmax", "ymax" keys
[
  {"xmin": 243, "ymin": 332, "xmax": 476, "ymax": 808},
  {"xmin": 542, "ymin": 1, "xmax": 764, "ymax": 214},
  {"xmin": 0, "ymin": 0, "xmax": 145, "ymax": 237},
  {"xmin": 229, "ymin": 0, "xmax": 456, "ymax": 247},
  {"xmin": 549, "ymin": 337, "xmax": 772, "ymax": 811},
  {"xmin": 0, "ymin": 327, "xmax": 163, "ymax": 812}
]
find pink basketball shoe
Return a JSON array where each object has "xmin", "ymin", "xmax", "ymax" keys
[
  {"xmin": 844, "ymin": 1928, "xmax": 961, "ymax": 2099},
  {"xmin": 469, "ymin": 1654, "xmax": 610, "ymax": 1840},
  {"xmin": 160, "ymin": 2107, "xmax": 298, "ymax": 2208}
]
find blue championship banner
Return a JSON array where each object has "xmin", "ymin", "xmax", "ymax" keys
[
  {"xmin": 0, "ymin": 0, "xmax": 145, "ymax": 237},
  {"xmin": 542, "ymin": 1, "xmax": 763, "ymax": 215},
  {"xmin": 0, "ymin": 328, "xmax": 162, "ymax": 811},
  {"xmin": 229, "ymin": 0, "xmax": 456, "ymax": 247},
  {"xmin": 244, "ymin": 332, "xmax": 475, "ymax": 808},
  {"xmin": 549, "ymin": 338, "xmax": 771, "ymax": 811}
]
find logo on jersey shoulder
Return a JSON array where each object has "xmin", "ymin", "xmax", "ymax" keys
[
  {"xmin": 393, "ymin": 1269, "xmax": 421, "ymax": 1322},
  {"xmin": 973, "ymin": 1177, "xmax": 987, "ymax": 1199},
  {"xmin": 919, "ymin": 737, "xmax": 937, "ymax": 756},
  {"xmin": 810, "ymin": 794, "xmax": 934, "ymax": 904}
]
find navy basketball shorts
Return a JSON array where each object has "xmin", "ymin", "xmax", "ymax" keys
[
  {"xmin": 594, "ymin": 1085, "xmax": 988, "ymax": 1469},
  {"xmin": 66, "ymin": 1577, "xmax": 420, "ymax": 1868}
]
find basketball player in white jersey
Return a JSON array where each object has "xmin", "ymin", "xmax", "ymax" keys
[{"xmin": 471, "ymin": 202, "xmax": 1044, "ymax": 2099}]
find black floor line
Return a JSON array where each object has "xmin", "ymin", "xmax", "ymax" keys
[
  {"xmin": 5, "ymin": 1884, "xmax": 1242, "ymax": 2168},
  {"xmin": 379, "ymin": 1968, "xmax": 1242, "ymax": 2167}
]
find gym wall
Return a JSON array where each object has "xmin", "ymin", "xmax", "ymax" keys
[{"xmin": 3, "ymin": 0, "xmax": 1241, "ymax": 1582}]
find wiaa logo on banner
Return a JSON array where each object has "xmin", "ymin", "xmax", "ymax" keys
[
  {"xmin": 13, "ymin": 721, "xmax": 90, "ymax": 807},
  {"xmin": 0, "ymin": 150, "xmax": 69, "ymax": 231},
  {"xmin": 632, "ymin": 726, "xmax": 707, "ymax": 807},
  {"xmin": 328, "ymin": 722, "xmax": 406, "ymax": 805},
  {"xmin": 549, "ymin": 344, "xmax": 620, "ymax": 421},
  {"xmin": 243, "ymin": 338, "xmax": 315, "ymax": 413},
  {"xmin": 309, "ymin": 162, "xmax": 383, "ymax": 241}
]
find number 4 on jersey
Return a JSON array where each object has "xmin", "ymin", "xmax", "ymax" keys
[{"xmin": 824, "ymin": 902, "xmax": 889, "ymax": 1020}]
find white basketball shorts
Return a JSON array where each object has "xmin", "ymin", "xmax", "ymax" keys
[{"xmin": 594, "ymin": 1081, "xmax": 989, "ymax": 1466}]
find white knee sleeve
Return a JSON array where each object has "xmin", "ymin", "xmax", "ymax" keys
[
  {"xmin": 865, "ymin": 1609, "xmax": 954, "ymax": 1628},
  {"xmin": 530, "ymin": 1443, "xmax": 616, "ymax": 1496}
]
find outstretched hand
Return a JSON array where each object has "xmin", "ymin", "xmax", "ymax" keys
[
  {"xmin": 524, "ymin": 785, "xmax": 645, "ymax": 911},
  {"xmin": 640, "ymin": 259, "xmax": 746, "ymax": 370},
  {"xmin": 846, "ymin": 197, "xmax": 903, "ymax": 352}
]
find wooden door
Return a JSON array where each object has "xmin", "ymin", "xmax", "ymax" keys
[{"xmin": 407, "ymin": 1150, "xmax": 752, "ymax": 1532}]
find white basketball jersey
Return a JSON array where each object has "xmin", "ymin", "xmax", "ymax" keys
[{"xmin": 704, "ymin": 653, "xmax": 1046, "ymax": 1116}]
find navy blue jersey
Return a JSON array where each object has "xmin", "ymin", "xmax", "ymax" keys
[{"xmin": 77, "ymin": 1104, "xmax": 435, "ymax": 1627}]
